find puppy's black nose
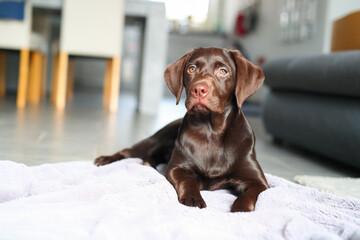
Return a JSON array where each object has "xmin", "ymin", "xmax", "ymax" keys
[{"xmin": 192, "ymin": 83, "xmax": 209, "ymax": 98}]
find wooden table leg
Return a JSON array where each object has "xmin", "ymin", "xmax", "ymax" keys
[
  {"xmin": 67, "ymin": 58, "xmax": 75, "ymax": 101},
  {"xmin": 27, "ymin": 51, "xmax": 42, "ymax": 104},
  {"xmin": 54, "ymin": 52, "xmax": 69, "ymax": 110},
  {"xmin": 103, "ymin": 59, "xmax": 112, "ymax": 108},
  {"xmin": 0, "ymin": 51, "xmax": 6, "ymax": 98},
  {"xmin": 41, "ymin": 54, "xmax": 47, "ymax": 99},
  {"xmin": 50, "ymin": 53, "xmax": 59, "ymax": 103},
  {"xmin": 103, "ymin": 56, "xmax": 120, "ymax": 113},
  {"xmin": 17, "ymin": 49, "xmax": 30, "ymax": 108}
]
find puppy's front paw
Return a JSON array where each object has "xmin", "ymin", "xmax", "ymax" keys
[
  {"xmin": 94, "ymin": 149, "xmax": 131, "ymax": 167},
  {"xmin": 94, "ymin": 156, "xmax": 116, "ymax": 167},
  {"xmin": 179, "ymin": 194, "xmax": 207, "ymax": 209}
]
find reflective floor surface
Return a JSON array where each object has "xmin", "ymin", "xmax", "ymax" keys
[{"xmin": 0, "ymin": 91, "xmax": 358, "ymax": 181}]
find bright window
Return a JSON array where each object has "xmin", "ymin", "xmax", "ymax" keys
[{"xmin": 154, "ymin": 0, "xmax": 210, "ymax": 24}]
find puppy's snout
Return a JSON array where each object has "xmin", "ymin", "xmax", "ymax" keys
[{"xmin": 192, "ymin": 83, "xmax": 209, "ymax": 99}]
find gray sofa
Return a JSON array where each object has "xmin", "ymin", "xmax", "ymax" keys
[{"xmin": 262, "ymin": 51, "xmax": 360, "ymax": 169}]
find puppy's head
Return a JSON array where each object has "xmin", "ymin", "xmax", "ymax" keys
[{"xmin": 164, "ymin": 47, "xmax": 264, "ymax": 114}]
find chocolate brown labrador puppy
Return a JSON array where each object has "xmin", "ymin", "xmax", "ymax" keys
[{"xmin": 95, "ymin": 47, "xmax": 269, "ymax": 212}]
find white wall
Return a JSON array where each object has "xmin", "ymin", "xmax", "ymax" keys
[
  {"xmin": 228, "ymin": 0, "xmax": 329, "ymax": 62},
  {"xmin": 220, "ymin": 0, "xmax": 330, "ymax": 103},
  {"xmin": 167, "ymin": 33, "xmax": 226, "ymax": 63},
  {"xmin": 222, "ymin": 0, "xmax": 257, "ymax": 34},
  {"xmin": 221, "ymin": 0, "xmax": 360, "ymax": 61}
]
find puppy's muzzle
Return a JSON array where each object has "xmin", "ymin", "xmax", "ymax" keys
[{"xmin": 191, "ymin": 83, "xmax": 209, "ymax": 99}]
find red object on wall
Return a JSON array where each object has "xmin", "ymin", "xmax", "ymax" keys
[{"xmin": 235, "ymin": 14, "xmax": 247, "ymax": 36}]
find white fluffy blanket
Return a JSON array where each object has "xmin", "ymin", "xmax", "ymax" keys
[{"xmin": 0, "ymin": 159, "xmax": 359, "ymax": 240}]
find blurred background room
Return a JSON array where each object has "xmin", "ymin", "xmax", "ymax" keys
[{"xmin": 0, "ymin": 0, "xmax": 359, "ymax": 181}]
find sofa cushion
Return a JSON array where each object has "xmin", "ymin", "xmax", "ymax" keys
[
  {"xmin": 263, "ymin": 51, "xmax": 360, "ymax": 98},
  {"xmin": 262, "ymin": 91, "xmax": 360, "ymax": 168}
]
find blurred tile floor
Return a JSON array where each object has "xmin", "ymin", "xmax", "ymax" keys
[{"xmin": 0, "ymin": 91, "xmax": 358, "ymax": 181}]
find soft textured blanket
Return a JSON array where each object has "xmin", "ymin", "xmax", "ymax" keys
[{"xmin": 0, "ymin": 159, "xmax": 359, "ymax": 240}]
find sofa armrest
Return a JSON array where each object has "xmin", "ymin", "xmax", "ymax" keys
[{"xmin": 263, "ymin": 51, "xmax": 360, "ymax": 98}]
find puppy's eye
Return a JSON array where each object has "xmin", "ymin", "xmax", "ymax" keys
[
  {"xmin": 219, "ymin": 68, "xmax": 229, "ymax": 76},
  {"xmin": 188, "ymin": 65, "xmax": 196, "ymax": 73}
]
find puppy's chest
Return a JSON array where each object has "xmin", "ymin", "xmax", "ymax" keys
[{"xmin": 180, "ymin": 131, "xmax": 235, "ymax": 178}]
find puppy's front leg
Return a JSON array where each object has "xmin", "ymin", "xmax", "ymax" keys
[
  {"xmin": 167, "ymin": 166, "xmax": 206, "ymax": 209},
  {"xmin": 230, "ymin": 180, "xmax": 268, "ymax": 212},
  {"xmin": 95, "ymin": 119, "xmax": 182, "ymax": 167}
]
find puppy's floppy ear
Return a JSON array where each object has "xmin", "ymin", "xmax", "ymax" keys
[
  {"xmin": 164, "ymin": 49, "xmax": 193, "ymax": 105},
  {"xmin": 229, "ymin": 49, "xmax": 265, "ymax": 108}
]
